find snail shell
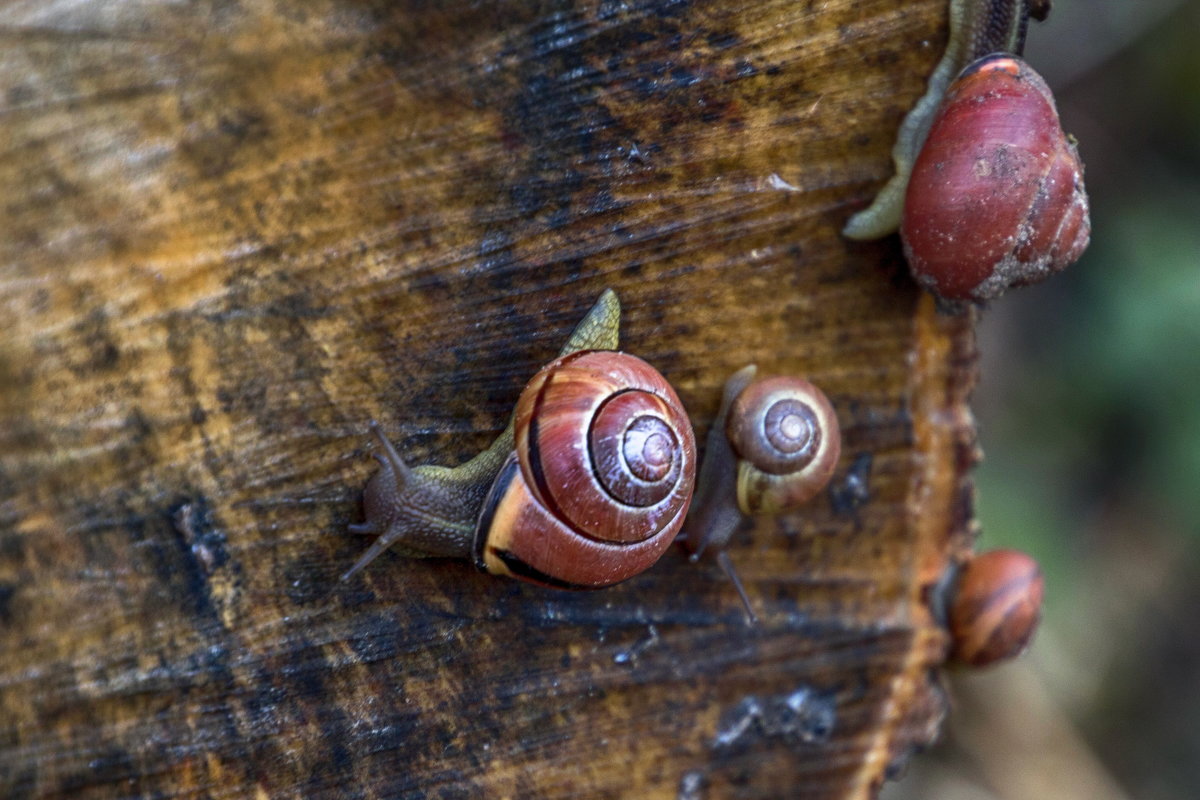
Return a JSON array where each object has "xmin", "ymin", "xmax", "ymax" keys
[
  {"xmin": 476, "ymin": 350, "xmax": 697, "ymax": 588},
  {"xmin": 901, "ymin": 54, "xmax": 1090, "ymax": 302},
  {"xmin": 725, "ymin": 375, "xmax": 841, "ymax": 516},
  {"xmin": 949, "ymin": 548, "xmax": 1044, "ymax": 667}
]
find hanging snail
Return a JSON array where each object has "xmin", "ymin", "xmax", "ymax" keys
[
  {"xmin": 901, "ymin": 54, "xmax": 1089, "ymax": 301},
  {"xmin": 843, "ymin": 0, "xmax": 1051, "ymax": 240},
  {"xmin": 682, "ymin": 365, "xmax": 841, "ymax": 622},
  {"xmin": 843, "ymin": 0, "xmax": 1088, "ymax": 303},
  {"xmin": 941, "ymin": 548, "xmax": 1044, "ymax": 667},
  {"xmin": 343, "ymin": 290, "xmax": 697, "ymax": 589}
]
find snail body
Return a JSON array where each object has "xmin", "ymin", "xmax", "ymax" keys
[
  {"xmin": 843, "ymin": 0, "xmax": 1050, "ymax": 240},
  {"xmin": 683, "ymin": 366, "xmax": 841, "ymax": 622},
  {"xmin": 344, "ymin": 291, "xmax": 697, "ymax": 589},
  {"xmin": 947, "ymin": 549, "xmax": 1044, "ymax": 667},
  {"xmin": 901, "ymin": 54, "xmax": 1089, "ymax": 302}
]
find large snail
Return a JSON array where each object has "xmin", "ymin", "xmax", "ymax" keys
[
  {"xmin": 683, "ymin": 365, "xmax": 841, "ymax": 622},
  {"xmin": 843, "ymin": 0, "xmax": 1051, "ymax": 240},
  {"xmin": 843, "ymin": 1, "xmax": 1088, "ymax": 303},
  {"xmin": 944, "ymin": 548, "xmax": 1044, "ymax": 667},
  {"xmin": 901, "ymin": 54, "xmax": 1089, "ymax": 301},
  {"xmin": 343, "ymin": 290, "xmax": 697, "ymax": 589}
]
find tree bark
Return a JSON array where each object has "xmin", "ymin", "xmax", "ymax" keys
[{"xmin": 0, "ymin": 1, "xmax": 978, "ymax": 798}]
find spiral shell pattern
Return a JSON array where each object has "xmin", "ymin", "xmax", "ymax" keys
[
  {"xmin": 475, "ymin": 350, "xmax": 696, "ymax": 588},
  {"xmin": 725, "ymin": 376, "xmax": 840, "ymax": 515}
]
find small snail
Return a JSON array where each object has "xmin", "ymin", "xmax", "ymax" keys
[
  {"xmin": 343, "ymin": 290, "xmax": 698, "ymax": 589},
  {"xmin": 844, "ymin": 0, "xmax": 1051, "ymax": 240},
  {"xmin": 946, "ymin": 548, "xmax": 1044, "ymax": 667},
  {"xmin": 682, "ymin": 365, "xmax": 841, "ymax": 622},
  {"xmin": 900, "ymin": 54, "xmax": 1089, "ymax": 302}
]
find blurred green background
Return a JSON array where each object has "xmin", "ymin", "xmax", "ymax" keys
[{"xmin": 885, "ymin": 1, "xmax": 1200, "ymax": 798}]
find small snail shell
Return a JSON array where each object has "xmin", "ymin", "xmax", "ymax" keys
[
  {"xmin": 901, "ymin": 55, "xmax": 1090, "ymax": 302},
  {"xmin": 476, "ymin": 350, "xmax": 696, "ymax": 587},
  {"xmin": 343, "ymin": 290, "xmax": 698, "ymax": 589},
  {"xmin": 948, "ymin": 548, "xmax": 1044, "ymax": 667},
  {"xmin": 683, "ymin": 366, "xmax": 841, "ymax": 623},
  {"xmin": 725, "ymin": 375, "xmax": 841, "ymax": 516}
]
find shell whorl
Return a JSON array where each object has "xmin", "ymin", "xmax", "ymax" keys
[
  {"xmin": 514, "ymin": 350, "xmax": 696, "ymax": 545},
  {"xmin": 474, "ymin": 350, "xmax": 696, "ymax": 588},
  {"xmin": 725, "ymin": 376, "xmax": 840, "ymax": 515}
]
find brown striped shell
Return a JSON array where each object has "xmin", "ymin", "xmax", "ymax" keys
[
  {"xmin": 474, "ymin": 350, "xmax": 696, "ymax": 588},
  {"xmin": 949, "ymin": 549, "xmax": 1044, "ymax": 667},
  {"xmin": 725, "ymin": 376, "xmax": 841, "ymax": 515}
]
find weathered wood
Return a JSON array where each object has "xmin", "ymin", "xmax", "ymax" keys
[{"xmin": 0, "ymin": 1, "xmax": 978, "ymax": 798}]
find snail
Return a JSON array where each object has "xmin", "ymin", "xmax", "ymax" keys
[
  {"xmin": 842, "ymin": 2, "xmax": 1089, "ymax": 302},
  {"xmin": 900, "ymin": 54, "xmax": 1089, "ymax": 301},
  {"xmin": 342, "ymin": 290, "xmax": 698, "ymax": 589},
  {"xmin": 682, "ymin": 365, "xmax": 841, "ymax": 622},
  {"xmin": 843, "ymin": 0, "xmax": 1052, "ymax": 240},
  {"xmin": 945, "ymin": 548, "xmax": 1044, "ymax": 667}
]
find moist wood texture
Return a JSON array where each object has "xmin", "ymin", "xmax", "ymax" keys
[{"xmin": 0, "ymin": 2, "xmax": 980, "ymax": 798}]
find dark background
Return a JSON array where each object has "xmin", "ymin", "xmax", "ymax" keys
[{"xmin": 886, "ymin": 1, "xmax": 1200, "ymax": 798}]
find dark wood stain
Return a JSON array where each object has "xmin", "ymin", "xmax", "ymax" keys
[{"xmin": 0, "ymin": 1, "xmax": 971, "ymax": 798}]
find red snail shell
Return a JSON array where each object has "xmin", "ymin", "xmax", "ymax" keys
[
  {"xmin": 725, "ymin": 376, "xmax": 841, "ymax": 516},
  {"xmin": 900, "ymin": 54, "xmax": 1090, "ymax": 303},
  {"xmin": 949, "ymin": 548, "xmax": 1044, "ymax": 667},
  {"xmin": 842, "ymin": 0, "xmax": 1052, "ymax": 241},
  {"xmin": 476, "ymin": 350, "xmax": 697, "ymax": 588}
]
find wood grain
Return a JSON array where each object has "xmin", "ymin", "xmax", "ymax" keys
[{"xmin": 0, "ymin": 1, "xmax": 979, "ymax": 798}]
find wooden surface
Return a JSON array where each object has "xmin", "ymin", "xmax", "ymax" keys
[{"xmin": 0, "ymin": 2, "xmax": 980, "ymax": 798}]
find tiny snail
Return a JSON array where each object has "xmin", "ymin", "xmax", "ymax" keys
[
  {"xmin": 343, "ymin": 290, "xmax": 698, "ymax": 589},
  {"xmin": 901, "ymin": 54, "xmax": 1089, "ymax": 302},
  {"xmin": 844, "ymin": 0, "xmax": 1051, "ymax": 240},
  {"xmin": 946, "ymin": 548, "xmax": 1044, "ymax": 667},
  {"xmin": 682, "ymin": 365, "xmax": 841, "ymax": 623}
]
